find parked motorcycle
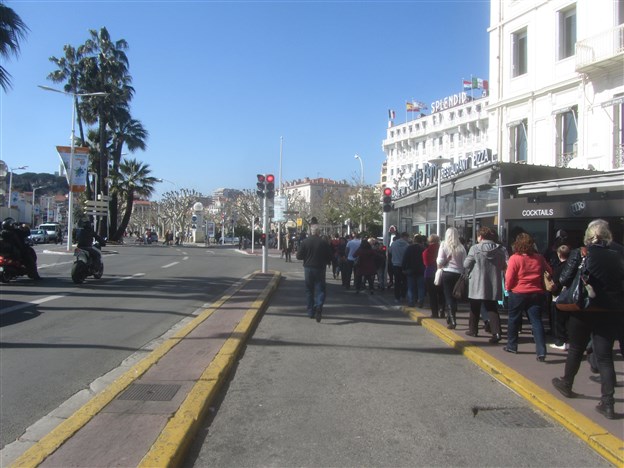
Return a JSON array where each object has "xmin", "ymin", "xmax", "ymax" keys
[
  {"xmin": 0, "ymin": 254, "xmax": 28, "ymax": 283},
  {"xmin": 71, "ymin": 241, "xmax": 104, "ymax": 284}
]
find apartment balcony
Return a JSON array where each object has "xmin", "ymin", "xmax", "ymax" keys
[
  {"xmin": 576, "ymin": 24, "xmax": 624, "ymax": 73},
  {"xmin": 557, "ymin": 151, "xmax": 576, "ymax": 168}
]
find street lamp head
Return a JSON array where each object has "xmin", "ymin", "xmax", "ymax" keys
[
  {"xmin": 428, "ymin": 156, "xmax": 451, "ymax": 166},
  {"xmin": 354, "ymin": 154, "xmax": 360, "ymax": 160}
]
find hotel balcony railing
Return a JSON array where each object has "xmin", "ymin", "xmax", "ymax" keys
[
  {"xmin": 615, "ymin": 144, "xmax": 624, "ymax": 169},
  {"xmin": 576, "ymin": 24, "xmax": 624, "ymax": 73},
  {"xmin": 558, "ymin": 151, "xmax": 576, "ymax": 168}
]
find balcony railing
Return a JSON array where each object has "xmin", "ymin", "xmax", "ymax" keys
[
  {"xmin": 576, "ymin": 24, "xmax": 624, "ymax": 72},
  {"xmin": 615, "ymin": 144, "xmax": 624, "ymax": 169},
  {"xmin": 558, "ymin": 151, "xmax": 576, "ymax": 168}
]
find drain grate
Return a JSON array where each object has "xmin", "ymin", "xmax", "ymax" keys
[
  {"xmin": 118, "ymin": 383, "xmax": 181, "ymax": 402},
  {"xmin": 472, "ymin": 406, "xmax": 553, "ymax": 428}
]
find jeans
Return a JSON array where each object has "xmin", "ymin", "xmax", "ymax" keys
[
  {"xmin": 342, "ymin": 260, "xmax": 354, "ymax": 288},
  {"xmin": 441, "ymin": 271, "xmax": 461, "ymax": 314},
  {"xmin": 563, "ymin": 311, "xmax": 618, "ymax": 402},
  {"xmin": 425, "ymin": 276, "xmax": 445, "ymax": 317},
  {"xmin": 406, "ymin": 274, "xmax": 425, "ymax": 306},
  {"xmin": 507, "ymin": 292, "xmax": 547, "ymax": 357},
  {"xmin": 304, "ymin": 266, "xmax": 327, "ymax": 315},
  {"xmin": 393, "ymin": 266, "xmax": 407, "ymax": 300}
]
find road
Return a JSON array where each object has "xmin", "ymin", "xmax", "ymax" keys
[{"xmin": 0, "ymin": 242, "xmax": 257, "ymax": 449}]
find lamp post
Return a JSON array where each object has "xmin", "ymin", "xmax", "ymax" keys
[
  {"xmin": 354, "ymin": 154, "xmax": 364, "ymax": 232},
  {"xmin": 7, "ymin": 165, "xmax": 28, "ymax": 210},
  {"xmin": 39, "ymin": 86, "xmax": 107, "ymax": 251},
  {"xmin": 428, "ymin": 157, "xmax": 451, "ymax": 237},
  {"xmin": 31, "ymin": 185, "xmax": 46, "ymax": 226}
]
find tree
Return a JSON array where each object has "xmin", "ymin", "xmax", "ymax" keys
[
  {"xmin": 0, "ymin": 1, "xmax": 28, "ymax": 92},
  {"xmin": 158, "ymin": 189, "xmax": 204, "ymax": 242},
  {"xmin": 110, "ymin": 158, "xmax": 157, "ymax": 241}
]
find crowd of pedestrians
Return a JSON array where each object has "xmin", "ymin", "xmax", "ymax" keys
[{"xmin": 295, "ymin": 219, "xmax": 623, "ymax": 420}]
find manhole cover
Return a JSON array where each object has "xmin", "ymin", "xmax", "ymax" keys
[
  {"xmin": 118, "ymin": 383, "xmax": 181, "ymax": 401},
  {"xmin": 472, "ymin": 406, "xmax": 553, "ymax": 428}
]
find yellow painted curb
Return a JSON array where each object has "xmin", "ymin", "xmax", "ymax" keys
[
  {"xmin": 10, "ymin": 280, "xmax": 249, "ymax": 468},
  {"xmin": 402, "ymin": 306, "xmax": 624, "ymax": 466},
  {"xmin": 138, "ymin": 271, "xmax": 281, "ymax": 468}
]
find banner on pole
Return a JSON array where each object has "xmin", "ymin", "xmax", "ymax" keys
[{"xmin": 56, "ymin": 146, "xmax": 90, "ymax": 192}]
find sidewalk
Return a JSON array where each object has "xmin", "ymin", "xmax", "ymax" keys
[{"xmin": 6, "ymin": 268, "xmax": 623, "ymax": 467}]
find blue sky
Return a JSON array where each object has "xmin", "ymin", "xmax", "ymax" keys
[{"xmin": 0, "ymin": 0, "xmax": 490, "ymax": 199}]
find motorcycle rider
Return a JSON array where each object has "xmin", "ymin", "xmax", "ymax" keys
[
  {"xmin": 0, "ymin": 218, "xmax": 42, "ymax": 280},
  {"xmin": 75, "ymin": 219, "xmax": 104, "ymax": 268}
]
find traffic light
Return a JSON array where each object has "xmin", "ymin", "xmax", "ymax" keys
[
  {"xmin": 256, "ymin": 174, "xmax": 266, "ymax": 198},
  {"xmin": 382, "ymin": 187, "xmax": 393, "ymax": 212},
  {"xmin": 265, "ymin": 174, "xmax": 275, "ymax": 199},
  {"xmin": 260, "ymin": 233, "xmax": 266, "ymax": 246}
]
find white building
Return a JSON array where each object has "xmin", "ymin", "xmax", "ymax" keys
[
  {"xmin": 489, "ymin": 0, "xmax": 623, "ymax": 170},
  {"xmin": 280, "ymin": 177, "xmax": 351, "ymax": 216},
  {"xmin": 382, "ymin": 0, "xmax": 624, "ymax": 247},
  {"xmin": 488, "ymin": 0, "xmax": 624, "ymax": 247}
]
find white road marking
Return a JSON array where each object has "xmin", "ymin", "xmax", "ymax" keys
[
  {"xmin": 109, "ymin": 273, "xmax": 146, "ymax": 283},
  {"xmin": 0, "ymin": 295, "xmax": 66, "ymax": 314},
  {"xmin": 162, "ymin": 262, "xmax": 179, "ymax": 269}
]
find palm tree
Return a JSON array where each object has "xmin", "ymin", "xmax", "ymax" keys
[
  {"xmin": 111, "ymin": 158, "xmax": 157, "ymax": 241},
  {"xmin": 108, "ymin": 114, "xmax": 148, "ymax": 236},
  {"xmin": 0, "ymin": 1, "xmax": 29, "ymax": 92}
]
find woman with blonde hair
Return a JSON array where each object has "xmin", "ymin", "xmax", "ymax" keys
[
  {"xmin": 552, "ymin": 221, "xmax": 624, "ymax": 419},
  {"xmin": 504, "ymin": 233, "xmax": 552, "ymax": 361},
  {"xmin": 436, "ymin": 227, "xmax": 466, "ymax": 329}
]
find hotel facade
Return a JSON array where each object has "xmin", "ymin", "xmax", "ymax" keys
[{"xmin": 383, "ymin": 0, "xmax": 624, "ymax": 250}]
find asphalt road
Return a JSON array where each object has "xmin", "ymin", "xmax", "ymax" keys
[
  {"xmin": 186, "ymin": 262, "xmax": 611, "ymax": 467},
  {"xmin": 0, "ymin": 243, "xmax": 258, "ymax": 449}
]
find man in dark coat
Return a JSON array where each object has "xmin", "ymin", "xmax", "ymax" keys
[{"xmin": 297, "ymin": 225, "xmax": 332, "ymax": 322}]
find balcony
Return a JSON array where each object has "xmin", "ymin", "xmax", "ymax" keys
[
  {"xmin": 576, "ymin": 24, "xmax": 624, "ymax": 73},
  {"xmin": 615, "ymin": 144, "xmax": 624, "ymax": 169}
]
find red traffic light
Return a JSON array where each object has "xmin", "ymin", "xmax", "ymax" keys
[
  {"xmin": 266, "ymin": 174, "xmax": 275, "ymax": 183},
  {"xmin": 383, "ymin": 187, "xmax": 392, "ymax": 197}
]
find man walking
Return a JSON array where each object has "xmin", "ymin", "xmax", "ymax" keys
[
  {"xmin": 297, "ymin": 225, "xmax": 333, "ymax": 322},
  {"xmin": 390, "ymin": 232, "xmax": 410, "ymax": 303},
  {"xmin": 344, "ymin": 233, "xmax": 362, "ymax": 290}
]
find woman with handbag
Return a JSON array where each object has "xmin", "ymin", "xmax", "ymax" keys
[
  {"xmin": 463, "ymin": 227, "xmax": 508, "ymax": 343},
  {"xmin": 551, "ymin": 221, "xmax": 624, "ymax": 420},
  {"xmin": 504, "ymin": 233, "xmax": 552, "ymax": 361},
  {"xmin": 436, "ymin": 227, "xmax": 466, "ymax": 329}
]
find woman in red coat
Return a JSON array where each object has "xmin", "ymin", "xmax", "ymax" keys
[{"xmin": 354, "ymin": 239, "xmax": 378, "ymax": 294}]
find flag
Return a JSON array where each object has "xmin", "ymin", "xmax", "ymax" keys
[
  {"xmin": 472, "ymin": 77, "xmax": 479, "ymax": 89},
  {"xmin": 406, "ymin": 101, "xmax": 424, "ymax": 112},
  {"xmin": 56, "ymin": 146, "xmax": 90, "ymax": 192},
  {"xmin": 388, "ymin": 109, "xmax": 396, "ymax": 120},
  {"xmin": 463, "ymin": 80, "xmax": 472, "ymax": 91}
]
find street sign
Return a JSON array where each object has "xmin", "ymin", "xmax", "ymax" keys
[{"xmin": 84, "ymin": 200, "xmax": 109, "ymax": 209}]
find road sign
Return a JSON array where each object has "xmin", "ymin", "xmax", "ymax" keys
[{"xmin": 84, "ymin": 200, "xmax": 109, "ymax": 209}]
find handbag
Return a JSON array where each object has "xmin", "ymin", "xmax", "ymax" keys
[
  {"xmin": 434, "ymin": 268, "xmax": 443, "ymax": 286},
  {"xmin": 543, "ymin": 270, "xmax": 556, "ymax": 293},
  {"xmin": 452, "ymin": 274, "xmax": 467, "ymax": 300},
  {"xmin": 556, "ymin": 248, "xmax": 603, "ymax": 312}
]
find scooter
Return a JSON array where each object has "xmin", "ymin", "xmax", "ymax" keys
[
  {"xmin": 71, "ymin": 241, "xmax": 104, "ymax": 284},
  {"xmin": 0, "ymin": 254, "xmax": 28, "ymax": 283}
]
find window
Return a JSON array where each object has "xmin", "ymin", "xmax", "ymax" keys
[
  {"xmin": 557, "ymin": 106, "xmax": 578, "ymax": 166},
  {"xmin": 510, "ymin": 119, "xmax": 528, "ymax": 163},
  {"xmin": 512, "ymin": 28, "xmax": 528, "ymax": 77},
  {"xmin": 558, "ymin": 5, "xmax": 576, "ymax": 60}
]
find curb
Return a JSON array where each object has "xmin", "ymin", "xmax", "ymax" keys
[
  {"xmin": 401, "ymin": 306, "xmax": 624, "ymax": 466},
  {"xmin": 10, "ymin": 272, "xmax": 281, "ymax": 468},
  {"xmin": 138, "ymin": 271, "xmax": 281, "ymax": 467}
]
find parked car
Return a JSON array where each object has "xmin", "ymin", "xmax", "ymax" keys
[
  {"xmin": 221, "ymin": 236, "xmax": 240, "ymax": 244},
  {"xmin": 29, "ymin": 229, "xmax": 49, "ymax": 244}
]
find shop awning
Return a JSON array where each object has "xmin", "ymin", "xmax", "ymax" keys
[{"xmin": 516, "ymin": 170, "xmax": 624, "ymax": 195}]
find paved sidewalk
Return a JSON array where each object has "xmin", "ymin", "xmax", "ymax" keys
[{"xmin": 5, "ymin": 265, "xmax": 623, "ymax": 467}]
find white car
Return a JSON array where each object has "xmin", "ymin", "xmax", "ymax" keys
[{"xmin": 29, "ymin": 229, "xmax": 49, "ymax": 244}]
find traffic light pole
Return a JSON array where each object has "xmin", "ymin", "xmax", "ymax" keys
[{"xmin": 262, "ymin": 195, "xmax": 268, "ymax": 273}]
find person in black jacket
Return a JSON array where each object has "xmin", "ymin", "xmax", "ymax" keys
[
  {"xmin": 296, "ymin": 225, "xmax": 333, "ymax": 322},
  {"xmin": 75, "ymin": 220, "xmax": 105, "ymax": 268},
  {"xmin": 552, "ymin": 222, "xmax": 624, "ymax": 420},
  {"xmin": 402, "ymin": 234, "xmax": 426, "ymax": 307}
]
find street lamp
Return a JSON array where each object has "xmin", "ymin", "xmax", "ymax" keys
[
  {"xmin": 39, "ymin": 85, "xmax": 107, "ymax": 251},
  {"xmin": 428, "ymin": 157, "xmax": 451, "ymax": 236},
  {"xmin": 354, "ymin": 154, "xmax": 364, "ymax": 232},
  {"xmin": 31, "ymin": 185, "xmax": 46, "ymax": 226},
  {"xmin": 7, "ymin": 165, "xmax": 28, "ymax": 210}
]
